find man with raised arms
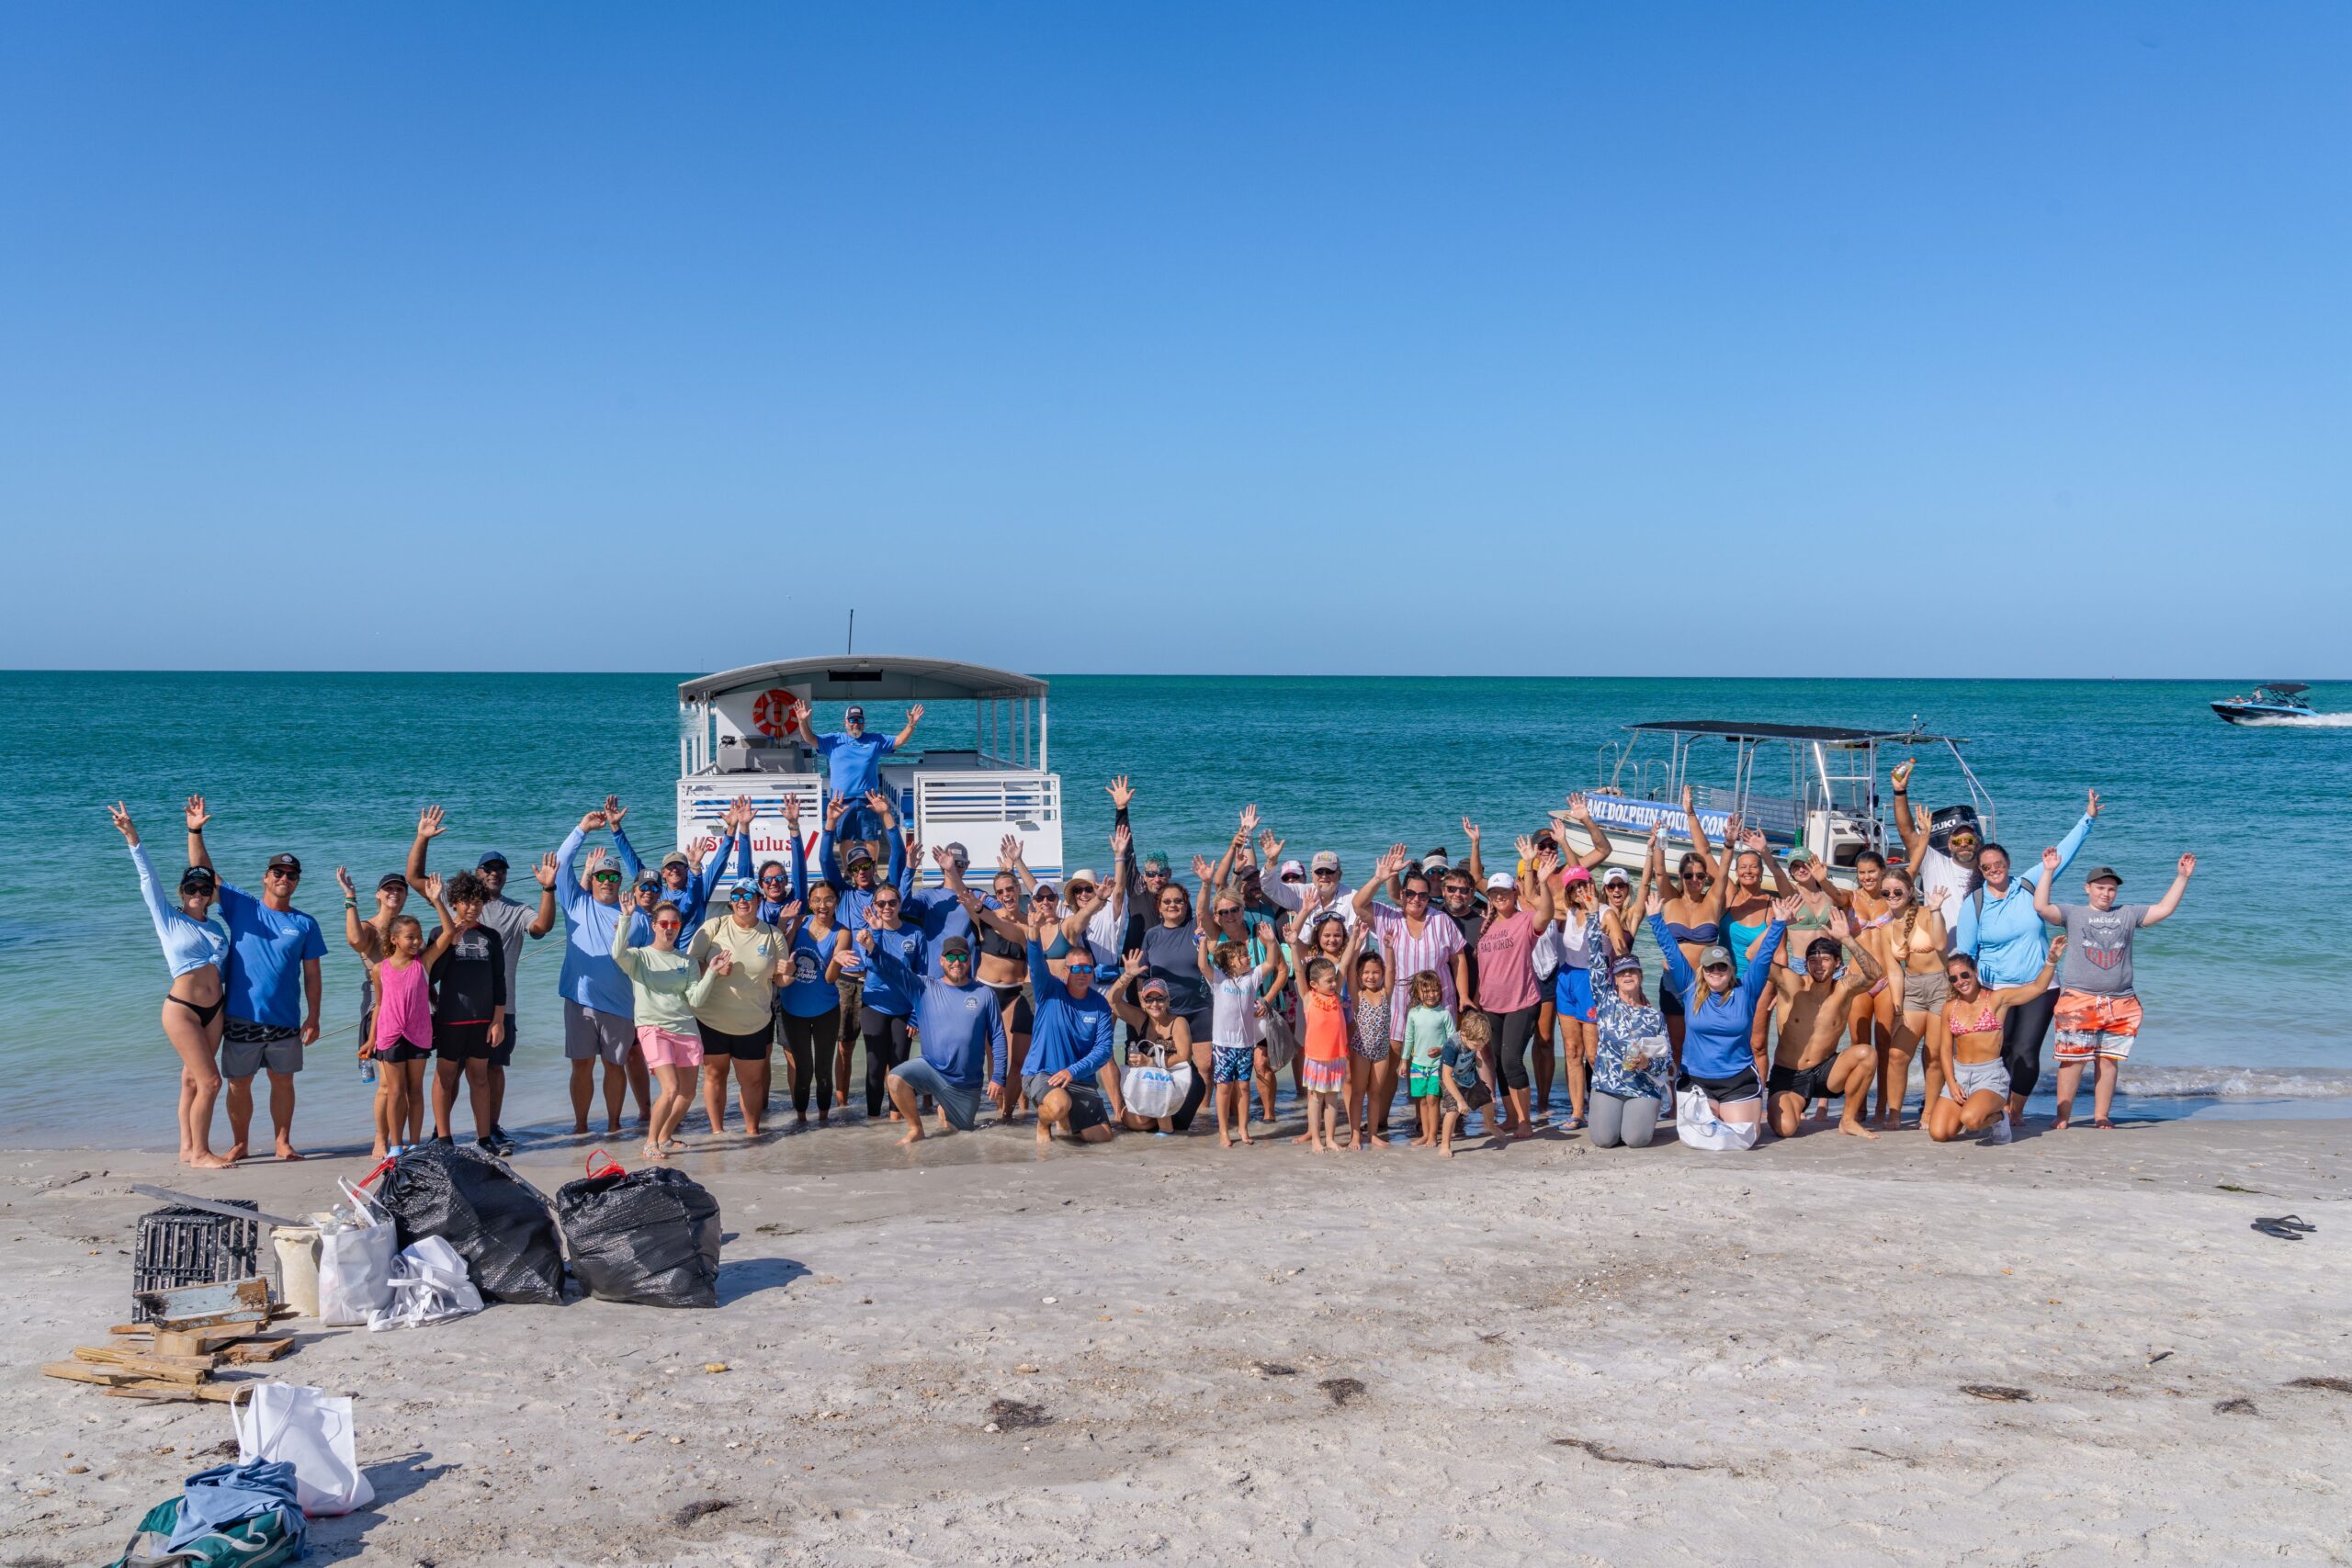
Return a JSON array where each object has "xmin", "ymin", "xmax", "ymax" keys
[
  {"xmin": 794, "ymin": 698, "xmax": 923, "ymax": 865},
  {"xmin": 1761, "ymin": 908, "xmax": 1883, "ymax": 1140}
]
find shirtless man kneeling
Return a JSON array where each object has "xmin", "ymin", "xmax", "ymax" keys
[{"xmin": 1764, "ymin": 909, "xmax": 1883, "ymax": 1140}]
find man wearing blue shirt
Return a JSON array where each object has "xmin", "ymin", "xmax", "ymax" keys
[
  {"xmin": 795, "ymin": 699, "xmax": 923, "ymax": 864},
  {"xmin": 187, "ymin": 803, "xmax": 323, "ymax": 1162},
  {"xmin": 553, "ymin": 807, "xmax": 651, "ymax": 1136},
  {"xmin": 1023, "ymin": 938, "xmax": 1117, "ymax": 1145},
  {"xmin": 871, "ymin": 933, "xmax": 1005, "ymax": 1146}
]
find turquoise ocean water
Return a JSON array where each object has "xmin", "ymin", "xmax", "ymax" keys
[{"xmin": 4, "ymin": 671, "xmax": 2346, "ymax": 1145}]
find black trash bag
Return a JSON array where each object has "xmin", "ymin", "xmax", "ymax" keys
[
  {"xmin": 375, "ymin": 1143, "xmax": 565, "ymax": 1305},
  {"xmin": 555, "ymin": 1166, "xmax": 722, "ymax": 1308}
]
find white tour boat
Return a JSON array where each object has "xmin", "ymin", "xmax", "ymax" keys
[{"xmin": 674, "ymin": 656, "xmax": 1064, "ymax": 885}]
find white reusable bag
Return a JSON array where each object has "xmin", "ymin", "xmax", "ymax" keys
[
  {"xmin": 316, "ymin": 1179, "xmax": 397, "ymax": 1327},
  {"xmin": 1674, "ymin": 1083, "xmax": 1761, "ymax": 1153},
  {"xmin": 1122, "ymin": 1045, "xmax": 1179, "ymax": 1121},
  {"xmin": 232, "ymin": 1381, "xmax": 375, "ymax": 1516},
  {"xmin": 368, "ymin": 1235, "xmax": 484, "ymax": 1331}
]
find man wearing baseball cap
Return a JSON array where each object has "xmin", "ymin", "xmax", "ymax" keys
[
  {"xmin": 1261, "ymin": 844, "xmax": 1357, "ymax": 932},
  {"xmin": 873, "ymin": 933, "xmax": 1006, "ymax": 1145},
  {"xmin": 406, "ymin": 805, "xmax": 560, "ymax": 1150},
  {"xmin": 185, "ymin": 803, "xmax": 324, "ymax": 1162},
  {"xmin": 795, "ymin": 696, "xmax": 925, "ymax": 864},
  {"xmin": 653, "ymin": 795, "xmax": 752, "ymax": 941},
  {"xmin": 2034, "ymin": 849, "xmax": 2196, "ymax": 1129}
]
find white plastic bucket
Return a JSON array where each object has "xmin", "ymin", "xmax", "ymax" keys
[{"xmin": 272, "ymin": 1224, "xmax": 322, "ymax": 1319}]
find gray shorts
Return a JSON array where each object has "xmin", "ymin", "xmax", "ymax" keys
[
  {"xmin": 1025, "ymin": 1073, "xmax": 1109, "ymax": 1133},
  {"xmin": 221, "ymin": 1020, "xmax": 302, "ymax": 1078},
  {"xmin": 891, "ymin": 1057, "xmax": 984, "ymax": 1130},
  {"xmin": 563, "ymin": 1001, "xmax": 635, "ymax": 1066}
]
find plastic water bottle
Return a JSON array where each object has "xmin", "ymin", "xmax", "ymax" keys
[{"xmin": 358, "ymin": 1055, "xmax": 377, "ymax": 1085}]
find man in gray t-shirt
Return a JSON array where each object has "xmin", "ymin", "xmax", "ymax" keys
[{"xmin": 2033, "ymin": 852, "xmax": 2195, "ymax": 1129}]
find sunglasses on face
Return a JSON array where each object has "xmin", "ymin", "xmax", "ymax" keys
[
  {"xmin": 1402, "ymin": 889, "xmax": 1430, "ymax": 901},
  {"xmin": 1034, "ymin": 891, "xmax": 1059, "ymax": 903},
  {"xmin": 1067, "ymin": 963, "xmax": 1096, "ymax": 976},
  {"xmin": 593, "ymin": 872, "xmax": 622, "ymax": 883},
  {"xmin": 655, "ymin": 919, "xmax": 682, "ymax": 930},
  {"xmin": 1313, "ymin": 869, "xmax": 1339, "ymax": 878},
  {"xmin": 267, "ymin": 868, "xmax": 300, "ymax": 880},
  {"xmin": 730, "ymin": 892, "xmax": 756, "ymax": 902},
  {"xmin": 942, "ymin": 952, "xmax": 969, "ymax": 964},
  {"xmin": 1950, "ymin": 835, "xmax": 1979, "ymax": 848},
  {"xmin": 1703, "ymin": 964, "xmax": 1732, "ymax": 975},
  {"xmin": 761, "ymin": 875, "xmax": 788, "ymax": 886},
  {"xmin": 1216, "ymin": 907, "xmax": 1241, "ymax": 919},
  {"xmin": 872, "ymin": 900, "xmax": 899, "ymax": 911}
]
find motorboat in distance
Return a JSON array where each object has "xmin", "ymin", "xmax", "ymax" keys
[{"xmin": 2211, "ymin": 682, "xmax": 2317, "ymax": 724}]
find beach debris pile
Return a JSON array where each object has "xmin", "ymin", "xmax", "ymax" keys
[{"xmin": 43, "ymin": 1276, "xmax": 299, "ymax": 1404}]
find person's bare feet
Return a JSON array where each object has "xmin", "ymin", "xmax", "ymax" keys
[
  {"xmin": 1440, "ymin": 1142, "xmax": 1454, "ymax": 1158},
  {"xmin": 644, "ymin": 1142, "xmax": 669, "ymax": 1160},
  {"xmin": 1838, "ymin": 1119, "xmax": 1881, "ymax": 1140},
  {"xmin": 897, "ymin": 1124, "xmax": 925, "ymax": 1146},
  {"xmin": 1237, "ymin": 1130, "xmax": 1253, "ymax": 1145},
  {"xmin": 2052, "ymin": 1115, "xmax": 2071, "ymax": 1131},
  {"xmin": 274, "ymin": 1140, "xmax": 304, "ymax": 1161},
  {"xmin": 188, "ymin": 1151, "xmax": 234, "ymax": 1169},
  {"xmin": 2092, "ymin": 1117, "xmax": 2114, "ymax": 1129},
  {"xmin": 1219, "ymin": 1133, "xmax": 1234, "ymax": 1148},
  {"xmin": 1292, "ymin": 1131, "xmax": 1314, "ymax": 1145},
  {"xmin": 224, "ymin": 1142, "xmax": 249, "ymax": 1163}
]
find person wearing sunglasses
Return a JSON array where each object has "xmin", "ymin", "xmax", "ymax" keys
[
  {"xmin": 1024, "ymin": 931, "xmax": 1117, "ymax": 1145},
  {"xmin": 831, "ymin": 878, "xmax": 926, "ymax": 1119},
  {"xmin": 1657, "ymin": 894, "xmax": 1795, "ymax": 1148},
  {"xmin": 183, "ymin": 797, "xmax": 324, "ymax": 1162},
  {"xmin": 792, "ymin": 697, "xmax": 924, "ymax": 866},
  {"xmin": 553, "ymin": 806, "xmax": 650, "ymax": 1137},
  {"xmin": 611, "ymin": 896, "xmax": 718, "ymax": 1160},
  {"xmin": 688, "ymin": 876, "xmax": 788, "ymax": 1137},
  {"xmin": 653, "ymin": 794, "xmax": 754, "ymax": 942},
  {"xmin": 1888, "ymin": 760, "xmax": 1989, "ymax": 944},
  {"xmin": 109, "ymin": 798, "xmax": 233, "ymax": 1168},
  {"xmin": 1951, "ymin": 789, "xmax": 2099, "ymax": 1126},
  {"xmin": 775, "ymin": 794, "xmax": 862, "ymax": 1109},
  {"xmin": 872, "ymin": 934, "xmax": 1002, "ymax": 1145}
]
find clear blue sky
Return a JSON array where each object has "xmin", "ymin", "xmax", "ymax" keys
[{"xmin": 3, "ymin": 3, "xmax": 2344, "ymax": 677}]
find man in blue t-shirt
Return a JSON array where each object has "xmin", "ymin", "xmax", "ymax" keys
[
  {"xmin": 795, "ymin": 698, "xmax": 923, "ymax": 863},
  {"xmin": 185, "ymin": 798, "xmax": 325, "ymax": 1162}
]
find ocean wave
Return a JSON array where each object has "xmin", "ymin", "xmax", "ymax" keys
[{"xmin": 2110, "ymin": 1066, "xmax": 2352, "ymax": 1100}]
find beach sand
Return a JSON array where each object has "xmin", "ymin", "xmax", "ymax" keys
[{"xmin": 5, "ymin": 1113, "xmax": 2350, "ymax": 1565}]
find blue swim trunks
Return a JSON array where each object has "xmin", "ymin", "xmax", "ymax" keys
[{"xmin": 1212, "ymin": 1044, "xmax": 1256, "ymax": 1084}]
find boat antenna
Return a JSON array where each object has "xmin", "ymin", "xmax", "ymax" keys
[{"xmin": 846, "ymin": 608, "xmax": 854, "ymax": 655}]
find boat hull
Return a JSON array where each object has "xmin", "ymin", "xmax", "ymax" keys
[{"xmin": 2212, "ymin": 702, "xmax": 2314, "ymax": 724}]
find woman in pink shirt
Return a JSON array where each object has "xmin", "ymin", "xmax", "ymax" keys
[{"xmin": 1473, "ymin": 844, "xmax": 1558, "ymax": 1137}]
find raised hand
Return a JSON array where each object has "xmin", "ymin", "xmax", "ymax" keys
[
  {"xmin": 584, "ymin": 847, "xmax": 608, "ymax": 876},
  {"xmin": 418, "ymin": 873, "xmax": 445, "ymax": 904},
  {"xmin": 1513, "ymin": 833, "xmax": 1537, "ymax": 862},
  {"xmin": 533, "ymin": 853, "xmax": 559, "ymax": 890},
  {"xmin": 1828, "ymin": 907, "xmax": 1851, "ymax": 941},
  {"xmin": 2086, "ymin": 787, "xmax": 2102, "ymax": 819},
  {"xmin": 2177, "ymin": 852, "xmax": 2198, "ymax": 878},
  {"xmin": 2047, "ymin": 935, "xmax": 2067, "ymax": 963},
  {"xmin": 775, "ymin": 899, "xmax": 803, "ymax": 926},
  {"xmin": 1105, "ymin": 774, "xmax": 1135, "ymax": 810},
  {"xmin": 1742, "ymin": 829, "xmax": 1768, "ymax": 855},
  {"xmin": 1257, "ymin": 829, "xmax": 1283, "ymax": 864},
  {"xmin": 931, "ymin": 844, "xmax": 958, "ymax": 871},
  {"xmin": 906, "ymin": 702, "xmax": 925, "ymax": 725},
  {"xmin": 1123, "ymin": 946, "xmax": 1144, "ymax": 972},
  {"xmin": 1566, "ymin": 793, "xmax": 1591, "ymax": 822},
  {"xmin": 1724, "ymin": 814, "xmax": 1745, "ymax": 844},
  {"xmin": 1770, "ymin": 894, "xmax": 1800, "ymax": 922},
  {"xmin": 603, "ymin": 795, "xmax": 628, "ymax": 829},
  {"xmin": 1112, "ymin": 822, "xmax": 1132, "ymax": 855},
  {"xmin": 417, "ymin": 804, "xmax": 447, "ymax": 839},
  {"xmin": 864, "ymin": 789, "xmax": 891, "ymax": 822},
  {"xmin": 577, "ymin": 809, "xmax": 607, "ymax": 833},
  {"xmin": 1534, "ymin": 849, "xmax": 1561, "ymax": 878},
  {"xmin": 824, "ymin": 795, "xmax": 847, "ymax": 829},
  {"xmin": 108, "ymin": 802, "xmax": 138, "ymax": 843},
  {"xmin": 709, "ymin": 948, "xmax": 735, "ymax": 976},
  {"xmin": 1891, "ymin": 758, "xmax": 1916, "ymax": 791},
  {"xmin": 1256, "ymin": 919, "xmax": 1277, "ymax": 944},
  {"xmin": 2041, "ymin": 846, "xmax": 2060, "ymax": 875},
  {"xmin": 1375, "ymin": 844, "xmax": 1407, "ymax": 878},
  {"xmin": 335, "ymin": 866, "xmax": 356, "ymax": 898},
  {"xmin": 1909, "ymin": 803, "xmax": 1930, "ymax": 836},
  {"xmin": 854, "ymin": 926, "xmax": 876, "ymax": 953},
  {"xmin": 1644, "ymin": 886, "xmax": 1665, "ymax": 918},
  {"xmin": 781, "ymin": 794, "xmax": 801, "ymax": 828},
  {"xmin": 1680, "ymin": 783, "xmax": 1696, "ymax": 818},
  {"xmin": 1238, "ymin": 804, "xmax": 1261, "ymax": 836},
  {"xmin": 184, "ymin": 794, "xmax": 210, "ymax": 833},
  {"xmin": 1191, "ymin": 854, "xmax": 1216, "ymax": 882},
  {"xmin": 1461, "ymin": 816, "xmax": 1481, "ymax": 841}
]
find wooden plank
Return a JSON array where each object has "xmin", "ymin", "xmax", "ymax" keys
[
  {"xmin": 220, "ymin": 1337, "xmax": 295, "ymax": 1364},
  {"xmin": 71, "ymin": 1345, "xmax": 216, "ymax": 1382},
  {"xmin": 129, "ymin": 1184, "xmax": 304, "ymax": 1228},
  {"xmin": 137, "ymin": 1277, "xmax": 270, "ymax": 1331},
  {"xmin": 43, "ymin": 1361, "xmax": 144, "ymax": 1386},
  {"xmin": 103, "ymin": 1381, "xmax": 244, "ymax": 1404}
]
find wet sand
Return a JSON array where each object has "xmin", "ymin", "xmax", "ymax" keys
[{"xmin": 5, "ymin": 1111, "xmax": 2351, "ymax": 1565}]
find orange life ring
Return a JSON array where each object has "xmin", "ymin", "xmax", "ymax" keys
[{"xmin": 751, "ymin": 688, "xmax": 798, "ymax": 739}]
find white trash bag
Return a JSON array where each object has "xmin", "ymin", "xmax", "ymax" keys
[
  {"xmin": 368, "ymin": 1235, "xmax": 484, "ymax": 1331},
  {"xmin": 232, "ymin": 1381, "xmax": 375, "ymax": 1516},
  {"xmin": 1122, "ymin": 1045, "xmax": 1179, "ymax": 1121},
  {"xmin": 1674, "ymin": 1083, "xmax": 1761, "ymax": 1153},
  {"xmin": 317, "ymin": 1178, "xmax": 397, "ymax": 1327}
]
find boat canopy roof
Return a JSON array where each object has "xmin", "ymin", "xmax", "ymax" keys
[
  {"xmin": 1624, "ymin": 719, "xmax": 1960, "ymax": 745},
  {"xmin": 2255, "ymin": 682, "xmax": 2311, "ymax": 695},
  {"xmin": 680, "ymin": 656, "xmax": 1048, "ymax": 705}
]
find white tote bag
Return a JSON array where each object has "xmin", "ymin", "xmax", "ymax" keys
[
  {"xmin": 317, "ymin": 1179, "xmax": 397, "ymax": 1327},
  {"xmin": 368, "ymin": 1235, "xmax": 484, "ymax": 1331},
  {"xmin": 1674, "ymin": 1083, "xmax": 1761, "ymax": 1153},
  {"xmin": 232, "ymin": 1381, "xmax": 375, "ymax": 1516},
  {"xmin": 1123, "ymin": 1045, "xmax": 1179, "ymax": 1121}
]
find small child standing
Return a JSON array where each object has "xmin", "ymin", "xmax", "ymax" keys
[
  {"xmin": 364, "ymin": 913, "xmax": 435, "ymax": 1159},
  {"xmin": 1400, "ymin": 970, "xmax": 1453, "ymax": 1149},
  {"xmin": 1293, "ymin": 954, "xmax": 1351, "ymax": 1153},
  {"xmin": 1440, "ymin": 1010, "xmax": 1497, "ymax": 1158},
  {"xmin": 1348, "ymin": 949, "xmax": 1394, "ymax": 1152},
  {"xmin": 1199, "ymin": 930, "xmax": 1277, "ymax": 1148}
]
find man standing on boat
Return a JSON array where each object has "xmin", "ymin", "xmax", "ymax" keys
[
  {"xmin": 793, "ymin": 698, "xmax": 923, "ymax": 865},
  {"xmin": 184, "ymin": 800, "xmax": 323, "ymax": 1162}
]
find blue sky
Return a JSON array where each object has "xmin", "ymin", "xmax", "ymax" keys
[{"xmin": 2, "ymin": 3, "xmax": 2344, "ymax": 677}]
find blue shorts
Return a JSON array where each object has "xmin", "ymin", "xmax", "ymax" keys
[
  {"xmin": 889, "ymin": 1057, "xmax": 985, "ymax": 1130},
  {"xmin": 1212, "ymin": 1044, "xmax": 1256, "ymax": 1084},
  {"xmin": 837, "ymin": 802, "xmax": 888, "ymax": 843},
  {"xmin": 1555, "ymin": 966, "xmax": 1596, "ymax": 1024}
]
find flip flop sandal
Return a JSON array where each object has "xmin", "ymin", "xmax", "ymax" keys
[
  {"xmin": 2251, "ymin": 1219, "xmax": 2307, "ymax": 1240},
  {"xmin": 2257, "ymin": 1214, "xmax": 2317, "ymax": 1234}
]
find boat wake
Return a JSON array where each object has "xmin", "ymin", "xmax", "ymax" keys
[
  {"xmin": 2113, "ymin": 1066, "xmax": 2352, "ymax": 1100},
  {"xmin": 2231, "ymin": 712, "xmax": 2352, "ymax": 728}
]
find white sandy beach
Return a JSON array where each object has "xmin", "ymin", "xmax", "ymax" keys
[{"xmin": 5, "ymin": 1113, "xmax": 2350, "ymax": 1565}]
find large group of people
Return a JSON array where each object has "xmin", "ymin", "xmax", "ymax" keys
[{"xmin": 111, "ymin": 742, "xmax": 2197, "ymax": 1165}]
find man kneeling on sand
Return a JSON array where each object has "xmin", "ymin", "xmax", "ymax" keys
[
  {"xmin": 869, "ymin": 933, "xmax": 1006, "ymax": 1145},
  {"xmin": 1022, "ymin": 935, "xmax": 1116, "ymax": 1145},
  {"xmin": 1763, "ymin": 910, "xmax": 1883, "ymax": 1140}
]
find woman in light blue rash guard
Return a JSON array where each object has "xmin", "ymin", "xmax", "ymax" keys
[
  {"xmin": 111, "ymin": 800, "xmax": 234, "ymax": 1168},
  {"xmin": 1951, "ymin": 788, "xmax": 2098, "ymax": 1125},
  {"xmin": 1656, "ymin": 892, "xmax": 1795, "ymax": 1134}
]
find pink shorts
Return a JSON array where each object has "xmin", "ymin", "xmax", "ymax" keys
[{"xmin": 636, "ymin": 1025, "xmax": 705, "ymax": 1069}]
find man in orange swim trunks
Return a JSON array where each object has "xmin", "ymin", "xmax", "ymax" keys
[{"xmin": 2033, "ymin": 852, "xmax": 2196, "ymax": 1130}]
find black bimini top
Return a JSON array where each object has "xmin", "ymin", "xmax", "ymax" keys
[
  {"xmin": 2257, "ymin": 682, "xmax": 2312, "ymax": 695},
  {"xmin": 1625, "ymin": 719, "xmax": 1924, "ymax": 744}
]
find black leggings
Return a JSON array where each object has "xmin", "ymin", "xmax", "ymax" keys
[
  {"xmin": 781, "ymin": 1008, "xmax": 841, "ymax": 1116},
  {"xmin": 860, "ymin": 1006, "xmax": 912, "ymax": 1116},
  {"xmin": 1487, "ymin": 1004, "xmax": 1541, "ymax": 1091},
  {"xmin": 2001, "ymin": 987, "xmax": 2059, "ymax": 1100},
  {"xmin": 1167, "ymin": 1011, "xmax": 1212, "ymax": 1131}
]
